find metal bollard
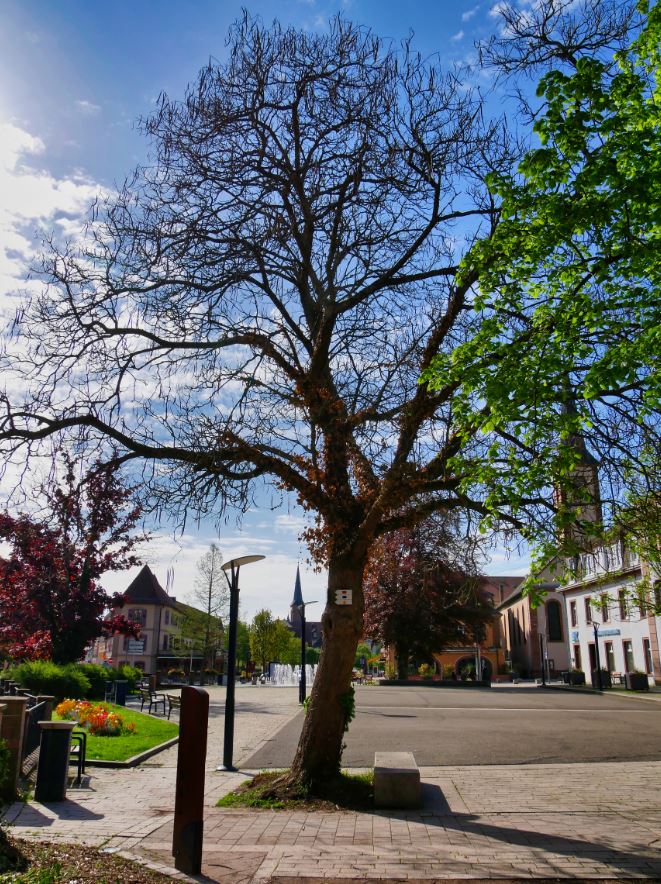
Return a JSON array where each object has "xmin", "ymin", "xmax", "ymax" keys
[{"xmin": 172, "ymin": 686, "xmax": 209, "ymax": 875}]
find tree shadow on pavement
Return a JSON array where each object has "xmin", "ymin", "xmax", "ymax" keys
[{"xmin": 378, "ymin": 784, "xmax": 659, "ymax": 878}]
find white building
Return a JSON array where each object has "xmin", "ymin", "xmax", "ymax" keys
[{"xmin": 561, "ymin": 541, "xmax": 660, "ymax": 686}]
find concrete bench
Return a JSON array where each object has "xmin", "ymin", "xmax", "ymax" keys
[{"xmin": 374, "ymin": 751, "xmax": 421, "ymax": 809}]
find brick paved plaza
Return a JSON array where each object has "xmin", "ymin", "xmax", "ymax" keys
[{"xmin": 3, "ymin": 685, "xmax": 661, "ymax": 881}]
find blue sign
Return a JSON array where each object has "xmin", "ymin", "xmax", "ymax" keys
[
  {"xmin": 571, "ymin": 631, "xmax": 579, "ymax": 642},
  {"xmin": 596, "ymin": 628, "xmax": 621, "ymax": 637}
]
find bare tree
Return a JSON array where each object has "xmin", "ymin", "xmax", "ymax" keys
[
  {"xmin": 0, "ymin": 10, "xmax": 642, "ymax": 790},
  {"xmin": 190, "ymin": 543, "xmax": 228, "ymax": 667}
]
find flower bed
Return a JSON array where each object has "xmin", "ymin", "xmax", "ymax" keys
[
  {"xmin": 55, "ymin": 699, "xmax": 136, "ymax": 736},
  {"xmin": 54, "ymin": 702, "xmax": 179, "ymax": 763}
]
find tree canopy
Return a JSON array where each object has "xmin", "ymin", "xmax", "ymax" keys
[
  {"xmin": 363, "ymin": 521, "xmax": 494, "ymax": 679},
  {"xmin": 423, "ymin": 0, "xmax": 660, "ymax": 570},
  {"xmin": 0, "ymin": 455, "xmax": 143, "ymax": 663}
]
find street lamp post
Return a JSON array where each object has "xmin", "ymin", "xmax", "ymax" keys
[
  {"xmin": 298, "ymin": 600, "xmax": 318, "ymax": 705},
  {"xmin": 592, "ymin": 621, "xmax": 603, "ymax": 691},
  {"xmin": 217, "ymin": 554, "xmax": 265, "ymax": 771}
]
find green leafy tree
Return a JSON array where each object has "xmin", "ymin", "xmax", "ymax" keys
[
  {"xmin": 424, "ymin": 0, "xmax": 660, "ymax": 576},
  {"xmin": 249, "ymin": 610, "xmax": 277, "ymax": 671},
  {"xmin": 235, "ymin": 620, "xmax": 251, "ymax": 669}
]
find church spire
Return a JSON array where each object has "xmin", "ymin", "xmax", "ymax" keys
[{"xmin": 292, "ymin": 564, "xmax": 303, "ymax": 607}]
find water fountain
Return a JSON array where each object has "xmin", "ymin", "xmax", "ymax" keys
[{"xmin": 268, "ymin": 662, "xmax": 317, "ymax": 686}]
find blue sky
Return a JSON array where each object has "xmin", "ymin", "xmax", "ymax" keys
[{"xmin": 0, "ymin": 0, "xmax": 530, "ymax": 617}]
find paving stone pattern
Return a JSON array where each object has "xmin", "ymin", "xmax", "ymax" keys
[{"xmin": 3, "ymin": 686, "xmax": 661, "ymax": 881}]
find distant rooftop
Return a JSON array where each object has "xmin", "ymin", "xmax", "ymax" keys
[{"xmin": 123, "ymin": 564, "xmax": 177, "ymax": 608}]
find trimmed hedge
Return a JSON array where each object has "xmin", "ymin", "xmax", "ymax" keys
[
  {"xmin": 9, "ymin": 661, "xmax": 90, "ymax": 699},
  {"xmin": 77, "ymin": 663, "xmax": 142, "ymax": 699},
  {"xmin": 8, "ymin": 661, "xmax": 143, "ymax": 700}
]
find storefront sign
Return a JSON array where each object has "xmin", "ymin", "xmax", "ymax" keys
[{"xmin": 127, "ymin": 639, "xmax": 145, "ymax": 654}]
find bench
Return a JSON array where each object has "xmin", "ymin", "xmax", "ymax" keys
[
  {"xmin": 70, "ymin": 731, "xmax": 87, "ymax": 785},
  {"xmin": 138, "ymin": 689, "xmax": 166, "ymax": 716},
  {"xmin": 166, "ymin": 694, "xmax": 181, "ymax": 720},
  {"xmin": 374, "ymin": 751, "xmax": 421, "ymax": 809}
]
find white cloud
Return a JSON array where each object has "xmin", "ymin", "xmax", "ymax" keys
[
  {"xmin": 75, "ymin": 100, "xmax": 101, "ymax": 116},
  {"xmin": 489, "ymin": 1, "xmax": 509, "ymax": 17},
  {"xmin": 451, "ymin": 30, "xmax": 465, "ymax": 42},
  {"xmin": 0, "ymin": 120, "xmax": 103, "ymax": 305},
  {"xmin": 462, "ymin": 5, "xmax": 480, "ymax": 21}
]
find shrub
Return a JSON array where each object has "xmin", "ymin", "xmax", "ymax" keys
[
  {"xmin": 417, "ymin": 663, "xmax": 433, "ymax": 678},
  {"xmin": 442, "ymin": 664, "xmax": 455, "ymax": 679},
  {"xmin": 10, "ymin": 661, "xmax": 90, "ymax": 700},
  {"xmin": 76, "ymin": 663, "xmax": 111, "ymax": 699},
  {"xmin": 168, "ymin": 668, "xmax": 186, "ymax": 680}
]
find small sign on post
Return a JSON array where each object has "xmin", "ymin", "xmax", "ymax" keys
[{"xmin": 335, "ymin": 589, "xmax": 352, "ymax": 605}]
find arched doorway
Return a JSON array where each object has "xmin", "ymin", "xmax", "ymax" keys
[{"xmin": 455, "ymin": 655, "xmax": 492, "ymax": 680}]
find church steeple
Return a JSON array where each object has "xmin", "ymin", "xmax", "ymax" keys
[
  {"xmin": 292, "ymin": 564, "xmax": 303, "ymax": 608},
  {"xmin": 557, "ymin": 391, "xmax": 603, "ymax": 541}
]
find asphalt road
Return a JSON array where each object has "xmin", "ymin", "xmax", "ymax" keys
[{"xmin": 242, "ymin": 684, "xmax": 661, "ymax": 768}]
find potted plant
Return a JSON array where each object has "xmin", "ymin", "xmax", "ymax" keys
[
  {"xmin": 591, "ymin": 669, "xmax": 612, "ymax": 689},
  {"xmin": 417, "ymin": 663, "xmax": 433, "ymax": 680},
  {"xmin": 568, "ymin": 668, "xmax": 585, "ymax": 685},
  {"xmin": 625, "ymin": 670, "xmax": 649, "ymax": 691}
]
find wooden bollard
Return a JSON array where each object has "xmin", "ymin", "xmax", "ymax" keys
[{"xmin": 172, "ymin": 686, "xmax": 209, "ymax": 876}]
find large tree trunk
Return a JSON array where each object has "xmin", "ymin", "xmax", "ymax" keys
[
  {"xmin": 287, "ymin": 549, "xmax": 365, "ymax": 789},
  {"xmin": 396, "ymin": 647, "xmax": 409, "ymax": 680}
]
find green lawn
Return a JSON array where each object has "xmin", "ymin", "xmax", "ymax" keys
[{"xmin": 54, "ymin": 704, "xmax": 178, "ymax": 762}]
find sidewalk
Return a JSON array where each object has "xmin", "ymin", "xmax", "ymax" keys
[{"xmin": 3, "ymin": 687, "xmax": 661, "ymax": 881}]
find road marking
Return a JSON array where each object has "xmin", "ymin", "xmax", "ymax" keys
[{"xmin": 358, "ymin": 705, "xmax": 658, "ymax": 713}]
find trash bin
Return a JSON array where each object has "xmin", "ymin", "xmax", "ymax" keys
[
  {"xmin": 35, "ymin": 721, "xmax": 76, "ymax": 802},
  {"xmin": 114, "ymin": 680, "xmax": 128, "ymax": 706}
]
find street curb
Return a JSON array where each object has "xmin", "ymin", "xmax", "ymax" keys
[{"xmin": 85, "ymin": 736, "xmax": 179, "ymax": 768}]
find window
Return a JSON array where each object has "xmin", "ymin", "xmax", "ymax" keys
[
  {"xmin": 588, "ymin": 643, "xmax": 597, "ymax": 672},
  {"xmin": 654, "ymin": 581, "xmax": 661, "ymax": 611},
  {"xmin": 618, "ymin": 590, "xmax": 629, "ymax": 620},
  {"xmin": 570, "ymin": 601, "xmax": 577, "ymax": 627},
  {"xmin": 605, "ymin": 642, "xmax": 615, "ymax": 673},
  {"xmin": 546, "ymin": 600, "xmax": 563, "ymax": 642},
  {"xmin": 128, "ymin": 608, "xmax": 147, "ymax": 627},
  {"xmin": 643, "ymin": 639, "xmax": 653, "ymax": 674},
  {"xmin": 637, "ymin": 588, "xmax": 647, "ymax": 618},
  {"xmin": 573, "ymin": 644, "xmax": 582, "ymax": 671},
  {"xmin": 162, "ymin": 633, "xmax": 169, "ymax": 650},
  {"xmin": 584, "ymin": 598, "xmax": 592, "ymax": 624},
  {"xmin": 599, "ymin": 595, "xmax": 609, "ymax": 622},
  {"xmin": 623, "ymin": 640, "xmax": 635, "ymax": 672},
  {"xmin": 164, "ymin": 610, "xmax": 170, "ymax": 625}
]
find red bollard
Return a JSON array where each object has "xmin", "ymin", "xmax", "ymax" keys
[{"xmin": 172, "ymin": 686, "xmax": 209, "ymax": 875}]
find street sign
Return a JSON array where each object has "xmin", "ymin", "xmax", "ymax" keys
[{"xmin": 335, "ymin": 589, "xmax": 352, "ymax": 605}]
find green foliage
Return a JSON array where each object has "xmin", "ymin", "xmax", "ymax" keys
[
  {"xmin": 338, "ymin": 687, "xmax": 356, "ymax": 732},
  {"xmin": 354, "ymin": 643, "xmax": 372, "ymax": 667},
  {"xmin": 76, "ymin": 663, "xmax": 142, "ymax": 698},
  {"xmin": 9, "ymin": 661, "xmax": 142, "ymax": 700},
  {"xmin": 305, "ymin": 645, "xmax": 321, "ymax": 665},
  {"xmin": 9, "ymin": 661, "xmax": 90, "ymax": 700},
  {"xmin": 422, "ymin": 1, "xmax": 661, "ymax": 572}
]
